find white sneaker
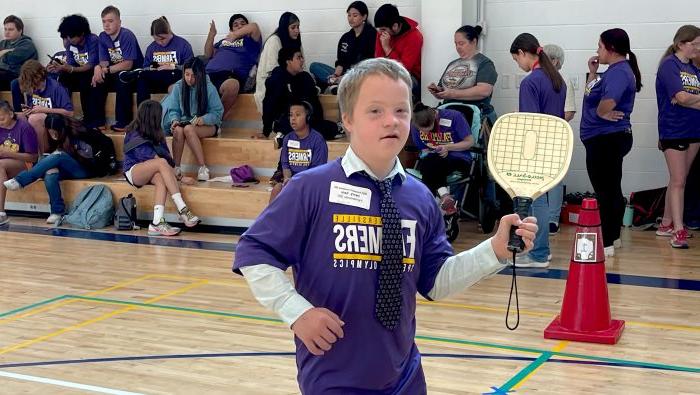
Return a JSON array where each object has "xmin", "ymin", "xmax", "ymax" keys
[
  {"xmin": 604, "ymin": 246, "xmax": 615, "ymax": 257},
  {"xmin": 3, "ymin": 179, "xmax": 21, "ymax": 191},
  {"xmin": 197, "ymin": 166, "xmax": 210, "ymax": 181},
  {"xmin": 178, "ymin": 206, "xmax": 201, "ymax": 227},
  {"xmin": 148, "ymin": 219, "xmax": 181, "ymax": 236},
  {"xmin": 510, "ymin": 254, "xmax": 550, "ymax": 268},
  {"xmin": 0, "ymin": 213, "xmax": 9, "ymax": 226},
  {"xmin": 174, "ymin": 166, "xmax": 182, "ymax": 179},
  {"xmin": 46, "ymin": 213, "xmax": 62, "ymax": 224},
  {"xmin": 613, "ymin": 239, "xmax": 622, "ymax": 249}
]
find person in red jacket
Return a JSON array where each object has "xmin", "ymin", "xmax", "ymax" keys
[{"xmin": 374, "ymin": 4, "xmax": 423, "ymax": 101}]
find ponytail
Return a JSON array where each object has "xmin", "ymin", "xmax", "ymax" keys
[
  {"xmin": 600, "ymin": 28, "xmax": 643, "ymax": 92},
  {"xmin": 510, "ymin": 33, "xmax": 564, "ymax": 93},
  {"xmin": 628, "ymin": 51, "xmax": 643, "ymax": 92},
  {"xmin": 537, "ymin": 50, "xmax": 564, "ymax": 93}
]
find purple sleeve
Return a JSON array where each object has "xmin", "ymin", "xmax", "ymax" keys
[
  {"xmin": 310, "ymin": 134, "xmax": 328, "ymax": 168},
  {"xmin": 410, "ymin": 125, "xmax": 428, "ymax": 150},
  {"xmin": 20, "ymin": 122, "xmax": 38, "ymax": 154},
  {"xmin": 233, "ymin": 177, "xmax": 310, "ymax": 272},
  {"xmin": 178, "ymin": 39, "xmax": 194, "ymax": 65},
  {"xmin": 657, "ymin": 58, "xmax": 684, "ymax": 100},
  {"xmin": 519, "ymin": 77, "xmax": 541, "ymax": 113},
  {"xmin": 416, "ymin": 192, "xmax": 453, "ymax": 298},
  {"xmin": 53, "ymin": 82, "xmax": 73, "ymax": 111},
  {"xmin": 602, "ymin": 68, "xmax": 628, "ymax": 104},
  {"xmin": 98, "ymin": 34, "xmax": 109, "ymax": 63},
  {"xmin": 143, "ymin": 43, "xmax": 154, "ymax": 68},
  {"xmin": 87, "ymin": 35, "xmax": 99, "ymax": 66},
  {"xmin": 119, "ymin": 30, "xmax": 141, "ymax": 61}
]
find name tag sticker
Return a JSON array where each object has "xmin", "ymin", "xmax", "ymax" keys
[
  {"xmin": 329, "ymin": 182, "xmax": 372, "ymax": 210},
  {"xmin": 439, "ymin": 118, "xmax": 452, "ymax": 127},
  {"xmin": 287, "ymin": 139, "xmax": 301, "ymax": 149}
]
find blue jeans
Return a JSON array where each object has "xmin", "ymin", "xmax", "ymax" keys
[
  {"xmin": 310, "ymin": 62, "xmax": 335, "ymax": 84},
  {"xmin": 15, "ymin": 152, "xmax": 90, "ymax": 214},
  {"xmin": 547, "ymin": 183, "xmax": 564, "ymax": 224},
  {"xmin": 528, "ymin": 195, "xmax": 550, "ymax": 262}
]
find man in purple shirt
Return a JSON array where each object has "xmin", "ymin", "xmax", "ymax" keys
[
  {"xmin": 233, "ymin": 58, "xmax": 537, "ymax": 394},
  {"xmin": 92, "ymin": 5, "xmax": 143, "ymax": 131}
]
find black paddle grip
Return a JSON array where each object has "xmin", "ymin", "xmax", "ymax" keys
[{"xmin": 508, "ymin": 197, "xmax": 533, "ymax": 253}]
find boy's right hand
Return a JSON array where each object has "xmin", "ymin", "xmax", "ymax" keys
[{"xmin": 291, "ymin": 307, "xmax": 345, "ymax": 356}]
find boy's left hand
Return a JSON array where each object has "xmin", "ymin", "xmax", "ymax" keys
[{"xmin": 491, "ymin": 214, "xmax": 538, "ymax": 261}]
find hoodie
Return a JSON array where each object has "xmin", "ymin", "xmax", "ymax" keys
[
  {"xmin": 160, "ymin": 75, "xmax": 224, "ymax": 133},
  {"xmin": 374, "ymin": 17, "xmax": 423, "ymax": 79},
  {"xmin": 0, "ymin": 35, "xmax": 38, "ymax": 75}
]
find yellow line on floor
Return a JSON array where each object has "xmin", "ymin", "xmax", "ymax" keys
[{"xmin": 512, "ymin": 341, "xmax": 569, "ymax": 390}]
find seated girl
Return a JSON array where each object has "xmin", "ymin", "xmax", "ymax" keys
[
  {"xmin": 161, "ymin": 57, "xmax": 223, "ymax": 181},
  {"xmin": 123, "ymin": 100, "xmax": 200, "ymax": 236}
]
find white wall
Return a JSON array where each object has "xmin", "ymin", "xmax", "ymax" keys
[{"xmin": 482, "ymin": 0, "xmax": 700, "ymax": 195}]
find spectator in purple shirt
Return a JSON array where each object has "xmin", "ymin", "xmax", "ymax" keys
[
  {"xmin": 137, "ymin": 17, "xmax": 194, "ymax": 105},
  {"xmin": 46, "ymin": 14, "xmax": 102, "ymax": 129},
  {"xmin": 122, "ymin": 100, "xmax": 200, "ymax": 236},
  {"xmin": 233, "ymin": 58, "xmax": 538, "ymax": 395},
  {"xmin": 11, "ymin": 60, "xmax": 74, "ymax": 154},
  {"xmin": 0, "ymin": 100, "xmax": 38, "ymax": 225},
  {"xmin": 655, "ymin": 25, "xmax": 700, "ymax": 249},
  {"xmin": 270, "ymin": 99, "xmax": 328, "ymax": 202},
  {"xmin": 92, "ymin": 5, "xmax": 143, "ymax": 132},
  {"xmin": 509, "ymin": 32, "xmax": 566, "ymax": 268}
]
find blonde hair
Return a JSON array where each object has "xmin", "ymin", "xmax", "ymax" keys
[
  {"xmin": 337, "ymin": 58, "xmax": 412, "ymax": 117},
  {"xmin": 662, "ymin": 25, "xmax": 700, "ymax": 59}
]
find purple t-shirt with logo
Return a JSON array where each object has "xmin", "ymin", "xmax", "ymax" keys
[
  {"xmin": 519, "ymin": 68, "xmax": 566, "ymax": 118},
  {"xmin": 98, "ymin": 27, "xmax": 144, "ymax": 67},
  {"xmin": 0, "ymin": 117, "xmax": 38, "ymax": 155},
  {"xmin": 143, "ymin": 34, "xmax": 194, "ymax": 68},
  {"xmin": 233, "ymin": 159, "xmax": 451, "ymax": 394},
  {"xmin": 655, "ymin": 55, "xmax": 700, "ymax": 140},
  {"xmin": 580, "ymin": 60, "xmax": 637, "ymax": 141},
  {"xmin": 205, "ymin": 35, "xmax": 261, "ymax": 79},
  {"xmin": 29, "ymin": 78, "xmax": 73, "ymax": 111},
  {"xmin": 65, "ymin": 33, "xmax": 100, "ymax": 67},
  {"xmin": 410, "ymin": 108, "xmax": 472, "ymax": 162},
  {"xmin": 281, "ymin": 129, "xmax": 328, "ymax": 175}
]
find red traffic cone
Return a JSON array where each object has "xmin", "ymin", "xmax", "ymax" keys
[{"xmin": 544, "ymin": 198, "xmax": 625, "ymax": 344}]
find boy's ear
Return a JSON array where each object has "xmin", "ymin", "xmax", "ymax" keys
[{"xmin": 341, "ymin": 112, "xmax": 352, "ymax": 135}]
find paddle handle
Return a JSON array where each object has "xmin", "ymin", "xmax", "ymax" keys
[{"xmin": 508, "ymin": 197, "xmax": 533, "ymax": 253}]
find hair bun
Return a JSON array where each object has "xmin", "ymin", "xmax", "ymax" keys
[{"xmin": 474, "ymin": 25, "xmax": 483, "ymax": 36}]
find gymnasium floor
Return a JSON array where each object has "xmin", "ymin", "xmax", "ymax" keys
[{"xmin": 1, "ymin": 217, "xmax": 698, "ymax": 394}]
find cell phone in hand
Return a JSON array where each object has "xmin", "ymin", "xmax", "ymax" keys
[
  {"xmin": 47, "ymin": 54, "xmax": 64, "ymax": 65},
  {"xmin": 150, "ymin": 60, "xmax": 160, "ymax": 69}
]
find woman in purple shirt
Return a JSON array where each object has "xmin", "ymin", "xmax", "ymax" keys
[
  {"xmin": 509, "ymin": 33, "xmax": 566, "ymax": 268},
  {"xmin": 581, "ymin": 28, "xmax": 642, "ymax": 255},
  {"xmin": 655, "ymin": 25, "xmax": 700, "ymax": 249}
]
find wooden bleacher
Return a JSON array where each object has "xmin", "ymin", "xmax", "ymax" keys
[{"xmin": 2, "ymin": 91, "xmax": 348, "ymax": 228}]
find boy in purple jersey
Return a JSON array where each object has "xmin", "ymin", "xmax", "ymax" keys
[
  {"xmin": 270, "ymin": 99, "xmax": 328, "ymax": 202},
  {"xmin": 47, "ymin": 14, "xmax": 102, "ymax": 129},
  {"xmin": 137, "ymin": 17, "xmax": 194, "ymax": 105},
  {"xmin": 92, "ymin": 5, "xmax": 143, "ymax": 131},
  {"xmin": 233, "ymin": 58, "xmax": 537, "ymax": 394},
  {"xmin": 204, "ymin": 14, "xmax": 262, "ymax": 116}
]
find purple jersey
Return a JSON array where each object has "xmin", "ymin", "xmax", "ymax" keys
[
  {"xmin": 29, "ymin": 78, "xmax": 73, "ymax": 111},
  {"xmin": 205, "ymin": 35, "xmax": 261, "ymax": 79},
  {"xmin": 233, "ymin": 159, "xmax": 451, "ymax": 394},
  {"xmin": 65, "ymin": 34, "xmax": 100, "ymax": 67},
  {"xmin": 655, "ymin": 55, "xmax": 700, "ymax": 140},
  {"xmin": 410, "ymin": 108, "xmax": 472, "ymax": 162},
  {"xmin": 580, "ymin": 60, "xmax": 637, "ymax": 141},
  {"xmin": 143, "ymin": 34, "xmax": 194, "ymax": 68},
  {"xmin": 98, "ymin": 27, "xmax": 143, "ymax": 67},
  {"xmin": 0, "ymin": 117, "xmax": 38, "ymax": 155},
  {"xmin": 519, "ymin": 68, "xmax": 566, "ymax": 118},
  {"xmin": 281, "ymin": 129, "xmax": 328, "ymax": 175}
]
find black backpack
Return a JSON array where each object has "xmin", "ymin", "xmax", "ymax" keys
[
  {"xmin": 630, "ymin": 187, "xmax": 666, "ymax": 229},
  {"xmin": 114, "ymin": 193, "xmax": 138, "ymax": 230},
  {"xmin": 77, "ymin": 128, "xmax": 118, "ymax": 177}
]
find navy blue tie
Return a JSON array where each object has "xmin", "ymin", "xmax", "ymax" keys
[{"xmin": 374, "ymin": 178, "xmax": 404, "ymax": 330}]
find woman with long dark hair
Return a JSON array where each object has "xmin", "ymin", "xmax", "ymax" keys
[
  {"xmin": 509, "ymin": 32, "xmax": 567, "ymax": 268},
  {"xmin": 655, "ymin": 25, "xmax": 700, "ymax": 249},
  {"xmin": 580, "ymin": 28, "xmax": 641, "ymax": 256},
  {"xmin": 161, "ymin": 57, "xmax": 223, "ymax": 181},
  {"xmin": 254, "ymin": 12, "xmax": 304, "ymax": 113},
  {"xmin": 123, "ymin": 100, "xmax": 200, "ymax": 236}
]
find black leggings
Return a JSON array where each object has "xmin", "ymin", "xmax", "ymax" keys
[
  {"xmin": 418, "ymin": 154, "xmax": 471, "ymax": 196},
  {"xmin": 583, "ymin": 131, "xmax": 633, "ymax": 247},
  {"xmin": 58, "ymin": 72, "xmax": 103, "ymax": 128}
]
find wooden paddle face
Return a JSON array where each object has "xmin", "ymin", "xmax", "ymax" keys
[{"xmin": 487, "ymin": 112, "xmax": 574, "ymax": 200}]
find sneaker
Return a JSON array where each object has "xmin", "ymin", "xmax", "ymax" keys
[
  {"xmin": 613, "ymin": 239, "xmax": 622, "ymax": 249},
  {"xmin": 549, "ymin": 222, "xmax": 560, "ymax": 235},
  {"xmin": 179, "ymin": 206, "xmax": 200, "ymax": 227},
  {"xmin": 148, "ymin": 219, "xmax": 181, "ymax": 236},
  {"xmin": 604, "ymin": 246, "xmax": 615, "ymax": 257},
  {"xmin": 670, "ymin": 229, "xmax": 689, "ymax": 249},
  {"xmin": 3, "ymin": 178, "xmax": 21, "ymax": 191},
  {"xmin": 197, "ymin": 166, "xmax": 210, "ymax": 181},
  {"xmin": 0, "ymin": 213, "xmax": 9, "ymax": 226},
  {"xmin": 687, "ymin": 221, "xmax": 700, "ymax": 231},
  {"xmin": 274, "ymin": 132, "xmax": 284, "ymax": 150},
  {"xmin": 511, "ymin": 254, "xmax": 550, "ymax": 268},
  {"xmin": 439, "ymin": 194, "xmax": 458, "ymax": 216},
  {"xmin": 174, "ymin": 166, "xmax": 182, "ymax": 179},
  {"xmin": 46, "ymin": 213, "xmax": 62, "ymax": 224},
  {"xmin": 656, "ymin": 223, "xmax": 674, "ymax": 237}
]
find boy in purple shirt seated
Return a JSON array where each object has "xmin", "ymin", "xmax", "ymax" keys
[
  {"xmin": 92, "ymin": 5, "xmax": 144, "ymax": 132},
  {"xmin": 270, "ymin": 99, "xmax": 329, "ymax": 202},
  {"xmin": 233, "ymin": 58, "xmax": 537, "ymax": 394}
]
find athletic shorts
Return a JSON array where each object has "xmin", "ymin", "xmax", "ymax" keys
[{"xmin": 658, "ymin": 138, "xmax": 700, "ymax": 152}]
